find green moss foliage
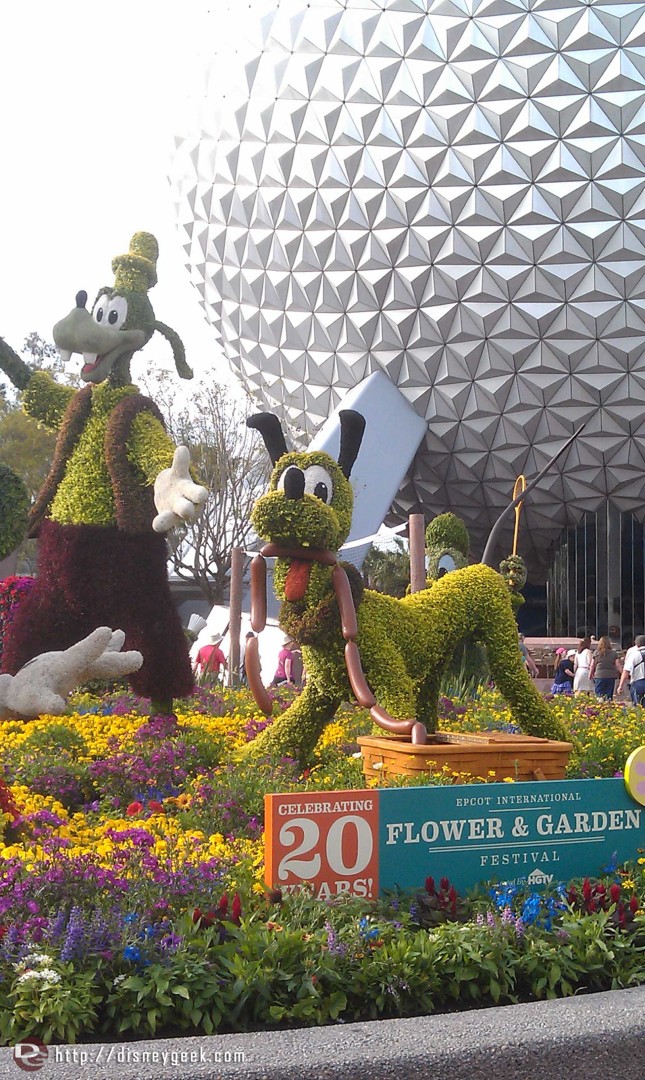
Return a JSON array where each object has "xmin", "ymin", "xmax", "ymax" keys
[
  {"xmin": 0, "ymin": 465, "xmax": 29, "ymax": 560},
  {"xmin": 424, "ymin": 512, "xmax": 485, "ymax": 685},
  {"xmin": 22, "ymin": 371, "xmax": 76, "ymax": 432},
  {"xmin": 425, "ymin": 512, "xmax": 470, "ymax": 557}
]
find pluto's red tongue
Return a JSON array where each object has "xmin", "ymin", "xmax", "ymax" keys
[{"xmin": 284, "ymin": 559, "xmax": 313, "ymax": 602}]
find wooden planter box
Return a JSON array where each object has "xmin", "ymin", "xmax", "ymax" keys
[{"xmin": 357, "ymin": 731, "xmax": 573, "ymax": 784}]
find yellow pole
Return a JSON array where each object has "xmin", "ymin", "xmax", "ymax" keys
[{"xmin": 512, "ymin": 475, "xmax": 527, "ymax": 556}]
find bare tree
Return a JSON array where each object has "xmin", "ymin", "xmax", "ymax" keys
[{"xmin": 145, "ymin": 371, "xmax": 269, "ymax": 604}]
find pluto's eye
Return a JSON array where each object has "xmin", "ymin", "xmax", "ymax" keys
[
  {"xmin": 303, "ymin": 465, "xmax": 334, "ymax": 504},
  {"xmin": 437, "ymin": 553, "xmax": 457, "ymax": 577}
]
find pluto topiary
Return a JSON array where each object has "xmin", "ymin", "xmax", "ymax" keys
[{"xmin": 243, "ymin": 412, "xmax": 569, "ymax": 766}]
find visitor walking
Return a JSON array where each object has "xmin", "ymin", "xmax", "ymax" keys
[
  {"xmin": 589, "ymin": 635, "xmax": 622, "ymax": 700},
  {"xmin": 617, "ymin": 634, "xmax": 645, "ymax": 705},
  {"xmin": 518, "ymin": 633, "xmax": 539, "ymax": 677},
  {"xmin": 573, "ymin": 636, "xmax": 594, "ymax": 694},
  {"xmin": 240, "ymin": 631, "xmax": 255, "ymax": 685},
  {"xmin": 194, "ymin": 632, "xmax": 227, "ymax": 681},
  {"xmin": 271, "ymin": 637, "xmax": 296, "ymax": 686},
  {"xmin": 550, "ymin": 647, "xmax": 574, "ymax": 695}
]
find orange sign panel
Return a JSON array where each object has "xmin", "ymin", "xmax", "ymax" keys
[{"xmin": 265, "ymin": 790, "xmax": 379, "ymax": 901}]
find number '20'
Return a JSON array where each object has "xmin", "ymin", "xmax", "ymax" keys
[{"xmin": 277, "ymin": 815, "xmax": 373, "ymax": 881}]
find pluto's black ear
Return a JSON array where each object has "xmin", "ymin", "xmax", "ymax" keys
[
  {"xmin": 338, "ymin": 410, "xmax": 366, "ymax": 479},
  {"xmin": 247, "ymin": 413, "xmax": 289, "ymax": 465}
]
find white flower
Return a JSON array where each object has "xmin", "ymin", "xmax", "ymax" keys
[
  {"xmin": 373, "ymin": 761, "xmax": 383, "ymax": 770},
  {"xmin": 113, "ymin": 974, "xmax": 127, "ymax": 987},
  {"xmin": 17, "ymin": 968, "xmax": 61, "ymax": 985},
  {"xmin": 351, "ymin": 752, "xmax": 362, "ymax": 759},
  {"xmin": 24, "ymin": 952, "xmax": 53, "ymax": 967}
]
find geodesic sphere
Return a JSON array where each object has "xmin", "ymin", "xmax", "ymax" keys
[{"xmin": 171, "ymin": 0, "xmax": 645, "ymax": 567}]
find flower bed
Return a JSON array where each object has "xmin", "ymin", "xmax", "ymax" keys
[{"xmin": 0, "ymin": 687, "xmax": 643, "ymax": 1044}]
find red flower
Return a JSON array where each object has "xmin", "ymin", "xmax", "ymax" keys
[
  {"xmin": 425, "ymin": 876, "xmax": 436, "ymax": 896},
  {"xmin": 231, "ymin": 893, "xmax": 242, "ymax": 925},
  {"xmin": 609, "ymin": 883, "xmax": 621, "ymax": 904},
  {"xmin": 217, "ymin": 893, "xmax": 229, "ymax": 918},
  {"xmin": 440, "ymin": 877, "xmax": 450, "ymax": 892},
  {"xmin": 147, "ymin": 800, "xmax": 163, "ymax": 814},
  {"xmin": 192, "ymin": 907, "xmax": 216, "ymax": 928},
  {"xmin": 126, "ymin": 801, "xmax": 144, "ymax": 817},
  {"xmin": 629, "ymin": 895, "xmax": 639, "ymax": 914},
  {"xmin": 0, "ymin": 779, "xmax": 20, "ymax": 821}
]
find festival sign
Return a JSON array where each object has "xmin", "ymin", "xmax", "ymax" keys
[{"xmin": 265, "ymin": 766, "xmax": 645, "ymax": 898}]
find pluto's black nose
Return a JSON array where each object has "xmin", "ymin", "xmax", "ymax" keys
[{"xmin": 283, "ymin": 466, "xmax": 305, "ymax": 501}]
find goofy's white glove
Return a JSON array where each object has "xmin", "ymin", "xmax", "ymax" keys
[
  {"xmin": 153, "ymin": 445, "xmax": 208, "ymax": 533},
  {"xmin": 0, "ymin": 628, "xmax": 143, "ymax": 720}
]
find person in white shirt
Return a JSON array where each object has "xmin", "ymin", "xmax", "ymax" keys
[
  {"xmin": 573, "ymin": 636, "xmax": 594, "ymax": 694},
  {"xmin": 617, "ymin": 634, "xmax": 645, "ymax": 705}
]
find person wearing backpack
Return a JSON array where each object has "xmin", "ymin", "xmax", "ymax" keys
[{"xmin": 617, "ymin": 635, "xmax": 645, "ymax": 705}]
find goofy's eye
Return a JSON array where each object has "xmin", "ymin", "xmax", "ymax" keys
[
  {"xmin": 437, "ymin": 553, "xmax": 457, "ymax": 577},
  {"xmin": 303, "ymin": 465, "xmax": 334, "ymax": 504},
  {"xmin": 92, "ymin": 294, "xmax": 109, "ymax": 324},
  {"xmin": 106, "ymin": 296, "xmax": 128, "ymax": 330}
]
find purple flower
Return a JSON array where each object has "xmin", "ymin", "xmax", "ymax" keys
[
  {"xmin": 159, "ymin": 932, "xmax": 182, "ymax": 952},
  {"xmin": 60, "ymin": 906, "xmax": 86, "ymax": 962}
]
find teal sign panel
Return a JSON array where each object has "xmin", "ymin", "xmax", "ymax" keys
[{"xmin": 378, "ymin": 778, "xmax": 643, "ymax": 893}]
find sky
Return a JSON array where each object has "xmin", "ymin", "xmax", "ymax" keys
[{"xmin": 0, "ymin": 0, "xmax": 237, "ymax": 392}]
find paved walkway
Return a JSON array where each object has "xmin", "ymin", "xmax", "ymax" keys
[{"xmin": 2, "ymin": 985, "xmax": 642, "ymax": 1079}]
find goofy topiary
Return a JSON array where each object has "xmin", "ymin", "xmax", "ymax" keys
[
  {"xmin": 0, "ymin": 233, "xmax": 207, "ymax": 712},
  {"xmin": 244, "ymin": 411, "xmax": 573, "ymax": 765}
]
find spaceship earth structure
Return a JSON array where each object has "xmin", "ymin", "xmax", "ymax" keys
[{"xmin": 171, "ymin": 0, "xmax": 645, "ymax": 567}]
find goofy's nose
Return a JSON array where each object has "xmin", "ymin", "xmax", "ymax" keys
[{"xmin": 283, "ymin": 466, "xmax": 305, "ymax": 501}]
